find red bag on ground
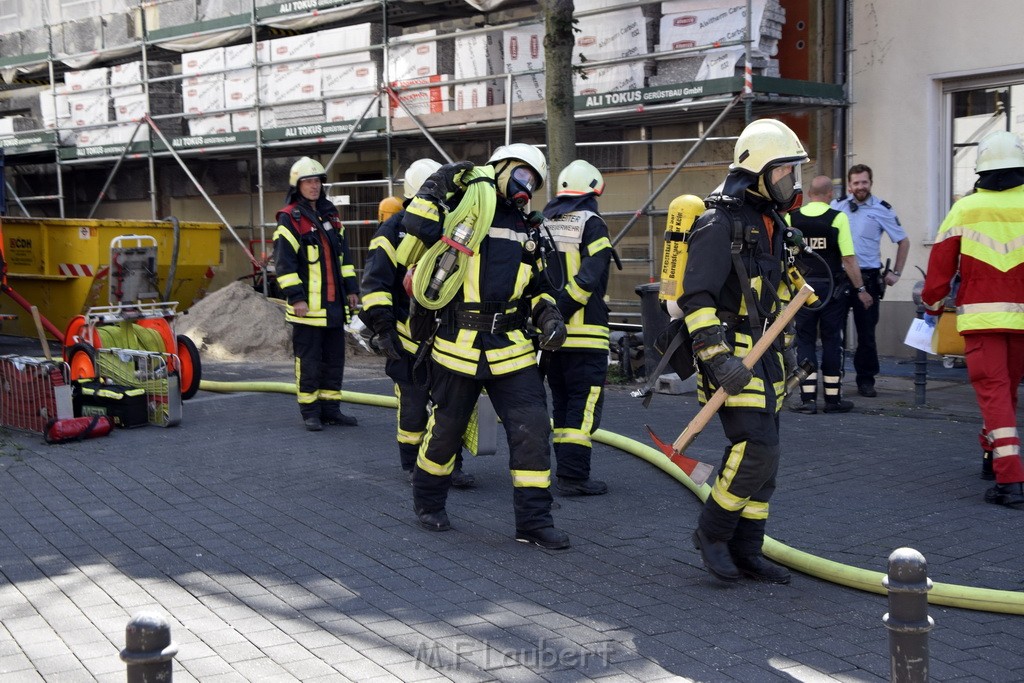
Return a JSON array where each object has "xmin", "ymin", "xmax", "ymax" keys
[{"xmin": 44, "ymin": 416, "xmax": 113, "ymax": 444}]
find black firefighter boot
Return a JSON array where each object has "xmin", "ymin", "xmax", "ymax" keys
[
  {"xmin": 728, "ymin": 518, "xmax": 790, "ymax": 585},
  {"xmin": 692, "ymin": 527, "xmax": 740, "ymax": 583},
  {"xmin": 984, "ymin": 482, "xmax": 1024, "ymax": 509},
  {"xmin": 413, "ymin": 467, "xmax": 452, "ymax": 531}
]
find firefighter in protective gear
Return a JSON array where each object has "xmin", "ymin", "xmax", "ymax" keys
[
  {"xmin": 358, "ymin": 158, "xmax": 474, "ymax": 487},
  {"xmin": 401, "ymin": 144, "xmax": 571, "ymax": 549},
  {"xmin": 922, "ymin": 130, "xmax": 1024, "ymax": 509},
  {"xmin": 541, "ymin": 160, "xmax": 613, "ymax": 496},
  {"xmin": 681, "ymin": 118, "xmax": 809, "ymax": 584},
  {"xmin": 787, "ymin": 174, "xmax": 868, "ymax": 414},
  {"xmin": 273, "ymin": 156, "xmax": 360, "ymax": 431}
]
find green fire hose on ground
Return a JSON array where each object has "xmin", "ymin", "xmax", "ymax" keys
[{"xmin": 200, "ymin": 378, "xmax": 1024, "ymax": 615}]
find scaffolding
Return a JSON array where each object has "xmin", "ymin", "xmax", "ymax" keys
[{"xmin": 0, "ymin": 0, "xmax": 846, "ymax": 316}]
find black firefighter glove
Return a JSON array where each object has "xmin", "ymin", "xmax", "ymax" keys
[
  {"xmin": 359, "ymin": 307, "xmax": 403, "ymax": 361},
  {"xmin": 417, "ymin": 160, "xmax": 473, "ymax": 206},
  {"xmin": 692, "ymin": 325, "xmax": 752, "ymax": 396},
  {"xmin": 532, "ymin": 300, "xmax": 567, "ymax": 352}
]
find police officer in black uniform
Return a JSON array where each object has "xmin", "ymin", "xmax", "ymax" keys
[{"xmin": 787, "ymin": 174, "xmax": 869, "ymax": 414}]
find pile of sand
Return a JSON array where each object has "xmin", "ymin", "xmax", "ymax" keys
[
  {"xmin": 177, "ymin": 281, "xmax": 292, "ymax": 362},
  {"xmin": 177, "ymin": 281, "xmax": 378, "ymax": 365}
]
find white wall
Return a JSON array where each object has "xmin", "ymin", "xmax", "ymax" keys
[{"xmin": 847, "ymin": 0, "xmax": 1024, "ymax": 354}]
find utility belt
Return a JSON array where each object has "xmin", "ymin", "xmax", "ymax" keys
[{"xmin": 443, "ymin": 300, "xmax": 528, "ymax": 334}]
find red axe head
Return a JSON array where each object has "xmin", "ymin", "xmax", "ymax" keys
[{"xmin": 644, "ymin": 424, "xmax": 714, "ymax": 486}]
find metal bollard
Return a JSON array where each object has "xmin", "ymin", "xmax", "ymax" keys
[
  {"xmin": 120, "ymin": 612, "xmax": 178, "ymax": 683},
  {"xmin": 882, "ymin": 548, "xmax": 933, "ymax": 683},
  {"xmin": 913, "ymin": 305, "xmax": 928, "ymax": 406}
]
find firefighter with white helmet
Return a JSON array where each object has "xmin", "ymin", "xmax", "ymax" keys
[
  {"xmin": 922, "ymin": 130, "xmax": 1024, "ymax": 509},
  {"xmin": 273, "ymin": 156, "xmax": 360, "ymax": 431},
  {"xmin": 540, "ymin": 160, "xmax": 613, "ymax": 496},
  {"xmin": 400, "ymin": 143, "xmax": 570, "ymax": 549},
  {"xmin": 359, "ymin": 158, "xmax": 474, "ymax": 487},
  {"xmin": 681, "ymin": 118, "xmax": 809, "ymax": 584}
]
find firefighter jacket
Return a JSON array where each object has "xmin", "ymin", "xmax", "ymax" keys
[
  {"xmin": 922, "ymin": 184, "xmax": 1024, "ymax": 334},
  {"xmin": 273, "ymin": 195, "xmax": 358, "ymax": 327},
  {"xmin": 359, "ymin": 208, "xmax": 419, "ymax": 354},
  {"xmin": 541, "ymin": 194, "xmax": 613, "ymax": 353},
  {"xmin": 785, "ymin": 201, "xmax": 854, "ymax": 283},
  {"xmin": 402, "ymin": 192, "xmax": 557, "ymax": 378},
  {"xmin": 680, "ymin": 174, "xmax": 799, "ymax": 409}
]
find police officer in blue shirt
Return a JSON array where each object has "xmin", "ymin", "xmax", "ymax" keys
[{"xmin": 831, "ymin": 164, "xmax": 909, "ymax": 397}]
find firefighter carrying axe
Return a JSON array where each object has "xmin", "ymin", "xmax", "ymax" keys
[{"xmin": 647, "ymin": 284, "xmax": 814, "ymax": 486}]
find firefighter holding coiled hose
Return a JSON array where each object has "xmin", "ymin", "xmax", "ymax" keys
[{"xmin": 397, "ymin": 143, "xmax": 570, "ymax": 549}]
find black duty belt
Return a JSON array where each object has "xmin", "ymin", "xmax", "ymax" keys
[{"xmin": 446, "ymin": 301, "xmax": 527, "ymax": 333}]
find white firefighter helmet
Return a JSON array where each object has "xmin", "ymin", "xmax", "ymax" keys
[
  {"xmin": 975, "ymin": 130, "xmax": 1024, "ymax": 172},
  {"xmin": 730, "ymin": 119, "xmax": 808, "ymax": 176},
  {"xmin": 557, "ymin": 160, "xmax": 605, "ymax": 197},
  {"xmin": 487, "ymin": 143, "xmax": 547, "ymax": 189},
  {"xmin": 402, "ymin": 158, "xmax": 442, "ymax": 199},
  {"xmin": 289, "ymin": 156, "xmax": 327, "ymax": 186}
]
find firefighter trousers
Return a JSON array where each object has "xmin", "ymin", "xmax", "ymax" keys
[
  {"xmin": 965, "ymin": 333, "xmax": 1024, "ymax": 483},
  {"xmin": 292, "ymin": 324, "xmax": 346, "ymax": 418},
  {"xmin": 394, "ymin": 380, "xmax": 465, "ymax": 473},
  {"xmin": 698, "ymin": 408, "xmax": 780, "ymax": 558},
  {"xmin": 546, "ymin": 351, "xmax": 607, "ymax": 480},
  {"xmin": 413, "ymin": 365, "xmax": 554, "ymax": 531}
]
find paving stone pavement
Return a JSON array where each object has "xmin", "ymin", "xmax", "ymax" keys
[{"xmin": 0, "ymin": 339, "xmax": 1021, "ymax": 682}]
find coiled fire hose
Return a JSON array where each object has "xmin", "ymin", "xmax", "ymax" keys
[
  {"xmin": 198, "ymin": 378, "xmax": 1024, "ymax": 616},
  {"xmin": 410, "ymin": 165, "xmax": 497, "ymax": 310}
]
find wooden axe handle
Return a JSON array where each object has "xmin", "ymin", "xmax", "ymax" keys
[
  {"xmin": 672, "ymin": 284, "xmax": 814, "ymax": 454},
  {"xmin": 31, "ymin": 306, "xmax": 53, "ymax": 362}
]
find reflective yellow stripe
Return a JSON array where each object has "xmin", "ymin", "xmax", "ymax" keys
[
  {"xmin": 561, "ymin": 336, "xmax": 610, "ymax": 352},
  {"xmin": 511, "ymin": 469, "xmax": 550, "ymax": 488},
  {"xmin": 465, "ymin": 250, "xmax": 482, "ymax": 303},
  {"xmin": 587, "ymin": 236, "xmax": 612, "ymax": 255},
  {"xmin": 685, "ymin": 307, "xmax": 720, "ymax": 332},
  {"xmin": 341, "ymin": 264, "xmax": 356, "ymax": 278},
  {"xmin": 710, "ymin": 442, "xmax": 749, "ymax": 512},
  {"xmin": 369, "ymin": 235, "xmax": 398, "ymax": 265},
  {"xmin": 407, "ymin": 197, "xmax": 440, "ymax": 222},
  {"xmin": 362, "ymin": 291, "xmax": 392, "ymax": 309},
  {"xmin": 398, "ymin": 428, "xmax": 424, "ymax": 445},
  {"xmin": 274, "ymin": 226, "xmax": 299, "ymax": 250},
  {"xmin": 417, "ymin": 451, "xmax": 456, "ymax": 476},
  {"xmin": 957, "ymin": 307, "xmax": 1024, "ymax": 331},
  {"xmin": 740, "ymin": 499, "xmax": 769, "ymax": 520},
  {"xmin": 566, "ymin": 275, "xmax": 589, "ymax": 305},
  {"xmin": 277, "ymin": 273, "xmax": 301, "ymax": 288},
  {"xmin": 553, "ymin": 427, "xmax": 592, "ymax": 448},
  {"xmin": 318, "ymin": 390, "xmax": 342, "ymax": 401}
]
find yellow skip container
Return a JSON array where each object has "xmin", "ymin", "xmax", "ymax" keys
[{"xmin": 0, "ymin": 216, "xmax": 221, "ymax": 339}]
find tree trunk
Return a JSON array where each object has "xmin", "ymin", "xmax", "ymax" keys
[{"xmin": 543, "ymin": 0, "xmax": 577, "ymax": 191}]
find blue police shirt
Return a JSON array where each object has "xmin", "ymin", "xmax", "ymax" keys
[{"xmin": 830, "ymin": 194, "xmax": 906, "ymax": 270}]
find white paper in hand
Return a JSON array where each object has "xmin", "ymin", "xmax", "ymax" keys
[{"xmin": 903, "ymin": 318, "xmax": 934, "ymax": 354}]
